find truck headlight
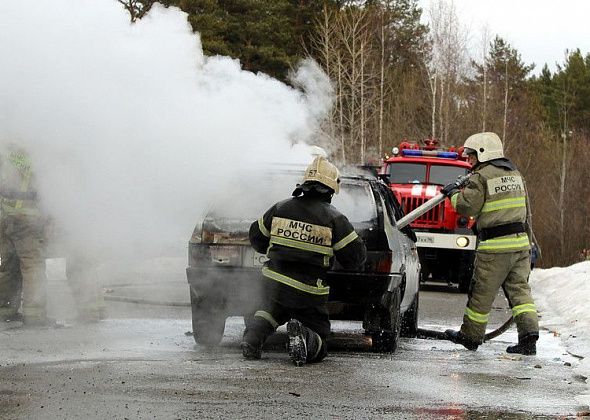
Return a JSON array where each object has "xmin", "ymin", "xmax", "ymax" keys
[{"xmin": 456, "ymin": 236, "xmax": 469, "ymax": 248}]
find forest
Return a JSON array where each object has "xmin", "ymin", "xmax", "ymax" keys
[{"xmin": 120, "ymin": 0, "xmax": 590, "ymax": 267}]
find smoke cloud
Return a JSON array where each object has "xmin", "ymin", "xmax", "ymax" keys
[{"xmin": 0, "ymin": 1, "xmax": 334, "ymax": 257}]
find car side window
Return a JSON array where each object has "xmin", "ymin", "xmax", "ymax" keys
[
  {"xmin": 377, "ymin": 183, "xmax": 417, "ymax": 242},
  {"xmin": 377, "ymin": 183, "xmax": 401, "ymax": 222}
]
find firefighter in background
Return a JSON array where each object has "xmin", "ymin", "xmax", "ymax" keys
[
  {"xmin": 441, "ymin": 132, "xmax": 539, "ymax": 355},
  {"xmin": 0, "ymin": 144, "xmax": 48, "ymax": 325},
  {"xmin": 242, "ymin": 156, "xmax": 367, "ymax": 366}
]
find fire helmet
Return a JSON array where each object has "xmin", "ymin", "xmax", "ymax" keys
[
  {"xmin": 301, "ymin": 156, "xmax": 340, "ymax": 194},
  {"xmin": 462, "ymin": 132, "xmax": 504, "ymax": 162}
]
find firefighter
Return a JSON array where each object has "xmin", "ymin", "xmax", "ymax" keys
[
  {"xmin": 0, "ymin": 145, "xmax": 49, "ymax": 325},
  {"xmin": 241, "ymin": 157, "xmax": 367, "ymax": 366},
  {"xmin": 441, "ymin": 132, "xmax": 539, "ymax": 355}
]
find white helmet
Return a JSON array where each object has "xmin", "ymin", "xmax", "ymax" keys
[
  {"xmin": 463, "ymin": 132, "xmax": 504, "ymax": 162},
  {"xmin": 301, "ymin": 156, "xmax": 340, "ymax": 193}
]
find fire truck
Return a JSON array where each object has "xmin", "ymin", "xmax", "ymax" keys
[{"xmin": 380, "ymin": 139, "xmax": 476, "ymax": 292}]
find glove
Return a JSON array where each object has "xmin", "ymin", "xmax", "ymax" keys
[
  {"xmin": 441, "ymin": 183, "xmax": 459, "ymax": 197},
  {"xmin": 441, "ymin": 173, "xmax": 472, "ymax": 197}
]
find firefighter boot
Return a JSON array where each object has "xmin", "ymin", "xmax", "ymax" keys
[
  {"xmin": 241, "ymin": 314, "xmax": 276, "ymax": 360},
  {"xmin": 287, "ymin": 319, "xmax": 324, "ymax": 366},
  {"xmin": 506, "ymin": 333, "xmax": 538, "ymax": 355},
  {"xmin": 240, "ymin": 341, "xmax": 262, "ymax": 360},
  {"xmin": 240, "ymin": 330, "xmax": 263, "ymax": 359},
  {"xmin": 445, "ymin": 329, "xmax": 479, "ymax": 351},
  {"xmin": 287, "ymin": 319, "xmax": 308, "ymax": 367}
]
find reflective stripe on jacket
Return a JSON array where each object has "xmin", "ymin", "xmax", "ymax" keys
[
  {"xmin": 0, "ymin": 151, "xmax": 39, "ymax": 216},
  {"xmin": 450, "ymin": 161, "xmax": 530, "ymax": 253}
]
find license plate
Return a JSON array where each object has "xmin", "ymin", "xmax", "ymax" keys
[
  {"xmin": 244, "ymin": 249, "xmax": 268, "ymax": 267},
  {"xmin": 416, "ymin": 235, "xmax": 435, "ymax": 244}
]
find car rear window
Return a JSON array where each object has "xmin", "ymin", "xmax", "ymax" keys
[
  {"xmin": 388, "ymin": 163, "xmax": 426, "ymax": 184},
  {"xmin": 332, "ymin": 182, "xmax": 377, "ymax": 223},
  {"xmin": 209, "ymin": 172, "xmax": 376, "ymax": 223}
]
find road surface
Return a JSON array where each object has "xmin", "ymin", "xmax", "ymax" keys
[{"xmin": 0, "ymin": 258, "xmax": 587, "ymax": 419}]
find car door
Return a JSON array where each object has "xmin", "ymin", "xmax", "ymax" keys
[{"xmin": 376, "ymin": 183, "xmax": 420, "ymax": 311}]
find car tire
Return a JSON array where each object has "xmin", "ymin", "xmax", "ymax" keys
[
  {"xmin": 400, "ymin": 290, "xmax": 419, "ymax": 338},
  {"xmin": 370, "ymin": 288, "xmax": 401, "ymax": 353},
  {"xmin": 189, "ymin": 286, "xmax": 226, "ymax": 346}
]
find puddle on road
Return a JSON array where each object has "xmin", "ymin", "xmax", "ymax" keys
[{"xmin": 410, "ymin": 406, "xmax": 557, "ymax": 419}]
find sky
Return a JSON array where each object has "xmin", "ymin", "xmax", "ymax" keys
[{"xmin": 420, "ymin": 0, "xmax": 590, "ymax": 74}]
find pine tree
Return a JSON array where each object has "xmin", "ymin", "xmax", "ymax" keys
[{"xmin": 174, "ymin": 0, "xmax": 333, "ymax": 81}]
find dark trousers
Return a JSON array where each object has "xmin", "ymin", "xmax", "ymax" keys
[{"xmin": 243, "ymin": 298, "xmax": 329, "ymax": 362}]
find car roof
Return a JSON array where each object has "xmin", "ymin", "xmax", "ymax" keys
[{"xmin": 263, "ymin": 167, "xmax": 377, "ymax": 183}]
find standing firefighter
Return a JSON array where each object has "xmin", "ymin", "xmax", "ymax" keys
[
  {"xmin": 0, "ymin": 145, "xmax": 48, "ymax": 325},
  {"xmin": 242, "ymin": 157, "xmax": 367, "ymax": 366},
  {"xmin": 441, "ymin": 132, "xmax": 539, "ymax": 355}
]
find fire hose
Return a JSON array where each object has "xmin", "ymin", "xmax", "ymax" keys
[{"xmin": 396, "ymin": 173, "xmax": 515, "ymax": 342}]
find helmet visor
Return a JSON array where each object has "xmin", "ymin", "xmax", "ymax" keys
[{"xmin": 462, "ymin": 147, "xmax": 476, "ymax": 158}]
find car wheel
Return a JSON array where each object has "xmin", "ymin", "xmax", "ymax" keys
[
  {"xmin": 370, "ymin": 288, "xmax": 401, "ymax": 353},
  {"xmin": 400, "ymin": 290, "xmax": 419, "ymax": 338},
  {"xmin": 419, "ymin": 267, "xmax": 430, "ymax": 285},
  {"xmin": 189, "ymin": 286, "xmax": 226, "ymax": 346}
]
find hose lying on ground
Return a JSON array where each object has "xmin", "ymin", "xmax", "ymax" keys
[
  {"xmin": 105, "ymin": 295, "xmax": 190, "ymax": 307},
  {"xmin": 417, "ymin": 317, "xmax": 514, "ymax": 342},
  {"xmin": 106, "ymin": 290, "xmax": 517, "ymax": 342}
]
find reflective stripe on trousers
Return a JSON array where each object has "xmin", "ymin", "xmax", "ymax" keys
[{"xmin": 262, "ymin": 267, "xmax": 329, "ymax": 295}]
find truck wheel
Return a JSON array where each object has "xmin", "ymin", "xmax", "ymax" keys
[
  {"xmin": 457, "ymin": 261, "xmax": 474, "ymax": 293},
  {"xmin": 419, "ymin": 267, "xmax": 430, "ymax": 285},
  {"xmin": 401, "ymin": 291, "xmax": 419, "ymax": 338},
  {"xmin": 189, "ymin": 286, "xmax": 226, "ymax": 346},
  {"xmin": 370, "ymin": 289, "xmax": 401, "ymax": 353},
  {"xmin": 458, "ymin": 275, "xmax": 472, "ymax": 293},
  {"xmin": 456, "ymin": 251, "xmax": 475, "ymax": 293}
]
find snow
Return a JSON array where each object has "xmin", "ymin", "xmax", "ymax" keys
[{"xmin": 531, "ymin": 261, "xmax": 590, "ymax": 407}]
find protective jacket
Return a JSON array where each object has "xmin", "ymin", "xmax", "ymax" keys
[
  {"xmin": 249, "ymin": 193, "xmax": 366, "ymax": 308},
  {"xmin": 450, "ymin": 159, "xmax": 530, "ymax": 253}
]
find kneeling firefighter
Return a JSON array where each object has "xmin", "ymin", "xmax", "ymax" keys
[
  {"xmin": 441, "ymin": 132, "xmax": 539, "ymax": 355},
  {"xmin": 241, "ymin": 156, "xmax": 367, "ymax": 366}
]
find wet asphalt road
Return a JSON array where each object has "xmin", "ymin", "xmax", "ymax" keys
[{"xmin": 0, "ymin": 260, "xmax": 588, "ymax": 419}]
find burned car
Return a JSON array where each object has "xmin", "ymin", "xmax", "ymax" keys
[{"xmin": 186, "ymin": 171, "xmax": 420, "ymax": 352}]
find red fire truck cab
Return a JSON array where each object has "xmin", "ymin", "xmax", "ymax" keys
[{"xmin": 381, "ymin": 139, "xmax": 476, "ymax": 292}]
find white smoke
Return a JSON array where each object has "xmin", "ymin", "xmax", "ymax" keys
[{"xmin": 0, "ymin": 1, "xmax": 334, "ymax": 257}]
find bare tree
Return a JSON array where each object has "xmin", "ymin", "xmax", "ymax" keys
[
  {"xmin": 479, "ymin": 25, "xmax": 491, "ymax": 131},
  {"xmin": 555, "ymin": 50, "xmax": 576, "ymax": 261},
  {"xmin": 376, "ymin": 8, "xmax": 388, "ymax": 156},
  {"xmin": 426, "ymin": 0, "xmax": 469, "ymax": 145}
]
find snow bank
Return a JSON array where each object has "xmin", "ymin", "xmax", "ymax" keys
[{"xmin": 531, "ymin": 261, "xmax": 590, "ymax": 407}]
